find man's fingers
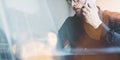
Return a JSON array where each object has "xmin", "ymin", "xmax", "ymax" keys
[
  {"xmin": 82, "ymin": 8, "xmax": 89, "ymax": 15},
  {"xmin": 82, "ymin": 12, "xmax": 87, "ymax": 16},
  {"xmin": 87, "ymin": 2, "xmax": 93, "ymax": 8},
  {"xmin": 88, "ymin": 0, "xmax": 97, "ymax": 8},
  {"xmin": 84, "ymin": 4, "xmax": 90, "ymax": 12}
]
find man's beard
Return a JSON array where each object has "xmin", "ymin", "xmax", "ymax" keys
[
  {"xmin": 76, "ymin": 9, "xmax": 84, "ymax": 19},
  {"xmin": 76, "ymin": 7, "xmax": 84, "ymax": 18}
]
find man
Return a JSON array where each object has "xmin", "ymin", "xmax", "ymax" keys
[{"xmin": 57, "ymin": 0, "xmax": 120, "ymax": 60}]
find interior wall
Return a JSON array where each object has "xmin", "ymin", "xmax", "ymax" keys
[
  {"xmin": 97, "ymin": 0, "xmax": 120, "ymax": 12},
  {"xmin": 47, "ymin": 0, "xmax": 70, "ymax": 31}
]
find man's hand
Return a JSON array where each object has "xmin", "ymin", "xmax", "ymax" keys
[{"xmin": 82, "ymin": 0, "xmax": 102, "ymax": 29}]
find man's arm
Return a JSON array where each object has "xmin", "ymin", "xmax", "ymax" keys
[
  {"xmin": 103, "ymin": 10, "xmax": 120, "ymax": 46},
  {"xmin": 104, "ymin": 10, "xmax": 120, "ymax": 22},
  {"xmin": 82, "ymin": 0, "xmax": 102, "ymax": 29}
]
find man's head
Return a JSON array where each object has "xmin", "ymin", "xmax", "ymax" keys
[
  {"xmin": 66, "ymin": 0, "xmax": 96, "ymax": 16},
  {"xmin": 67, "ymin": 0, "xmax": 86, "ymax": 15}
]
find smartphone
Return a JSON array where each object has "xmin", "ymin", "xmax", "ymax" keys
[
  {"xmin": 84, "ymin": 0, "xmax": 88, "ymax": 6},
  {"xmin": 81, "ymin": 0, "xmax": 88, "ymax": 9},
  {"xmin": 84, "ymin": 0, "xmax": 96, "ymax": 7}
]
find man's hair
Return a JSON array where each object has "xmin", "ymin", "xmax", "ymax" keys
[
  {"xmin": 66, "ymin": 0, "xmax": 71, "ymax": 1},
  {"xmin": 66, "ymin": 0, "xmax": 72, "ymax": 5}
]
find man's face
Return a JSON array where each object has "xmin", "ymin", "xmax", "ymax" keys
[{"xmin": 67, "ymin": 0, "xmax": 86, "ymax": 15}]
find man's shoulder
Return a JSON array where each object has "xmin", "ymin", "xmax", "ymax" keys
[
  {"xmin": 59, "ymin": 16, "xmax": 74, "ymax": 31},
  {"xmin": 66, "ymin": 16, "xmax": 74, "ymax": 20},
  {"xmin": 65, "ymin": 14, "xmax": 77, "ymax": 22},
  {"xmin": 63, "ymin": 16, "xmax": 74, "ymax": 24}
]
